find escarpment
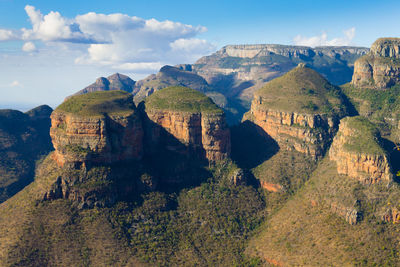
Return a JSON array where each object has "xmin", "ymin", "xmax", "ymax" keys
[
  {"xmin": 50, "ymin": 91, "xmax": 143, "ymax": 167},
  {"xmin": 352, "ymin": 38, "xmax": 400, "ymax": 89},
  {"xmin": 144, "ymin": 86, "xmax": 231, "ymax": 162},
  {"xmin": 329, "ymin": 116, "xmax": 393, "ymax": 184},
  {"xmin": 246, "ymin": 64, "xmax": 348, "ymax": 159}
]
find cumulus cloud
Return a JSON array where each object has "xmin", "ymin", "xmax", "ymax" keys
[
  {"xmin": 22, "ymin": 41, "xmax": 37, "ymax": 52},
  {"xmin": 0, "ymin": 29, "xmax": 17, "ymax": 41},
  {"xmin": 0, "ymin": 5, "xmax": 215, "ymax": 74},
  {"xmin": 293, "ymin": 27, "xmax": 356, "ymax": 47}
]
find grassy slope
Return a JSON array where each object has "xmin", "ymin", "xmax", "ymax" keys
[
  {"xmin": 247, "ymin": 157, "xmax": 400, "ymax": 266},
  {"xmin": 145, "ymin": 86, "xmax": 223, "ymax": 114},
  {"xmin": 340, "ymin": 116, "xmax": 386, "ymax": 155},
  {"xmin": 56, "ymin": 90, "xmax": 135, "ymax": 117},
  {"xmin": 0, "ymin": 155, "xmax": 143, "ymax": 266},
  {"xmin": 342, "ymin": 83, "xmax": 400, "ymax": 138},
  {"xmin": 255, "ymin": 65, "xmax": 346, "ymax": 115}
]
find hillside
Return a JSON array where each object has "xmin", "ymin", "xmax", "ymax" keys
[{"xmin": 0, "ymin": 105, "xmax": 53, "ymax": 203}]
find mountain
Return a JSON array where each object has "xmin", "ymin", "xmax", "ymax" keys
[
  {"xmin": 352, "ymin": 38, "xmax": 400, "ymax": 89},
  {"xmin": 133, "ymin": 65, "xmax": 210, "ymax": 102},
  {"xmin": 73, "ymin": 73, "xmax": 136, "ymax": 96},
  {"xmin": 343, "ymin": 37, "xmax": 400, "ymax": 141},
  {"xmin": 247, "ymin": 116, "xmax": 399, "ymax": 266},
  {"xmin": 0, "ymin": 105, "xmax": 53, "ymax": 203},
  {"xmin": 0, "ymin": 89, "xmax": 265, "ymax": 266},
  {"xmin": 244, "ymin": 63, "xmax": 349, "ymax": 159}
]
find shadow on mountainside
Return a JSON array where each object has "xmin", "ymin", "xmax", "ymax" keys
[
  {"xmin": 230, "ymin": 120, "xmax": 279, "ymax": 170},
  {"xmin": 381, "ymin": 138, "xmax": 400, "ymax": 183}
]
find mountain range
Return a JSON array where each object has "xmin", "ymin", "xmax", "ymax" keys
[{"xmin": 0, "ymin": 38, "xmax": 399, "ymax": 266}]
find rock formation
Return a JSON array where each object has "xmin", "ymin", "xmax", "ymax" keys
[
  {"xmin": 50, "ymin": 91, "xmax": 143, "ymax": 168},
  {"xmin": 133, "ymin": 65, "xmax": 210, "ymax": 102},
  {"xmin": 246, "ymin": 64, "xmax": 348, "ymax": 159},
  {"xmin": 329, "ymin": 116, "xmax": 393, "ymax": 184},
  {"xmin": 144, "ymin": 86, "xmax": 230, "ymax": 162},
  {"xmin": 72, "ymin": 73, "xmax": 136, "ymax": 96},
  {"xmin": 352, "ymin": 38, "xmax": 400, "ymax": 89}
]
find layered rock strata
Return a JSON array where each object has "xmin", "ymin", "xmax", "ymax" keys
[
  {"xmin": 144, "ymin": 86, "xmax": 231, "ymax": 162},
  {"xmin": 352, "ymin": 38, "xmax": 400, "ymax": 89},
  {"xmin": 246, "ymin": 65, "xmax": 346, "ymax": 159},
  {"xmin": 50, "ymin": 92, "xmax": 143, "ymax": 167},
  {"xmin": 329, "ymin": 116, "xmax": 393, "ymax": 184}
]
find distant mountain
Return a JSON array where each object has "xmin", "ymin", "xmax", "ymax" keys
[
  {"xmin": 0, "ymin": 105, "xmax": 53, "ymax": 203},
  {"xmin": 73, "ymin": 73, "xmax": 136, "ymax": 96},
  {"xmin": 133, "ymin": 65, "xmax": 210, "ymax": 102}
]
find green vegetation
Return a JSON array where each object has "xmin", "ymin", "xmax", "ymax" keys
[
  {"xmin": 256, "ymin": 65, "xmax": 347, "ymax": 115},
  {"xmin": 110, "ymin": 167, "xmax": 265, "ymax": 266},
  {"xmin": 247, "ymin": 158, "xmax": 400, "ymax": 266},
  {"xmin": 342, "ymin": 83, "xmax": 400, "ymax": 136},
  {"xmin": 340, "ymin": 116, "xmax": 386, "ymax": 155},
  {"xmin": 56, "ymin": 90, "xmax": 135, "ymax": 117},
  {"xmin": 145, "ymin": 86, "xmax": 223, "ymax": 114}
]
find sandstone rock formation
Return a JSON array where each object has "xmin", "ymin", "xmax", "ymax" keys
[
  {"xmin": 329, "ymin": 116, "xmax": 393, "ymax": 184},
  {"xmin": 246, "ymin": 64, "xmax": 348, "ymax": 159},
  {"xmin": 144, "ymin": 86, "xmax": 231, "ymax": 162},
  {"xmin": 352, "ymin": 38, "xmax": 400, "ymax": 89},
  {"xmin": 50, "ymin": 91, "xmax": 143, "ymax": 167}
]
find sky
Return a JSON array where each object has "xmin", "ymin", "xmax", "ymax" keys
[{"xmin": 0, "ymin": 0, "xmax": 399, "ymax": 110}]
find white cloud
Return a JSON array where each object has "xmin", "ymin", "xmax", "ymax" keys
[
  {"xmin": 21, "ymin": 5, "xmax": 97, "ymax": 43},
  {"xmin": 0, "ymin": 29, "xmax": 17, "ymax": 41},
  {"xmin": 0, "ymin": 5, "xmax": 215, "ymax": 73},
  {"xmin": 293, "ymin": 27, "xmax": 356, "ymax": 47},
  {"xmin": 22, "ymin": 41, "xmax": 36, "ymax": 52}
]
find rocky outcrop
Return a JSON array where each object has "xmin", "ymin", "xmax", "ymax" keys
[
  {"xmin": 133, "ymin": 65, "xmax": 210, "ymax": 102},
  {"xmin": 144, "ymin": 86, "xmax": 231, "ymax": 162},
  {"xmin": 247, "ymin": 107, "xmax": 336, "ymax": 159},
  {"xmin": 329, "ymin": 117, "xmax": 393, "ymax": 184},
  {"xmin": 352, "ymin": 38, "xmax": 400, "ymax": 89},
  {"xmin": 72, "ymin": 73, "xmax": 136, "ymax": 96},
  {"xmin": 145, "ymin": 110, "xmax": 230, "ymax": 162},
  {"xmin": 50, "ymin": 92, "xmax": 143, "ymax": 167},
  {"xmin": 50, "ymin": 111, "xmax": 143, "ymax": 167},
  {"xmin": 382, "ymin": 208, "xmax": 400, "ymax": 224},
  {"xmin": 246, "ymin": 65, "xmax": 346, "ymax": 159}
]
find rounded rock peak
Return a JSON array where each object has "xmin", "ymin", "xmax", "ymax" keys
[
  {"xmin": 144, "ymin": 86, "xmax": 223, "ymax": 114},
  {"xmin": 297, "ymin": 62, "xmax": 307, "ymax": 68},
  {"xmin": 370, "ymin": 37, "xmax": 400, "ymax": 59}
]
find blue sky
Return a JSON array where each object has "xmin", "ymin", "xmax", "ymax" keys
[{"xmin": 0, "ymin": 0, "xmax": 399, "ymax": 109}]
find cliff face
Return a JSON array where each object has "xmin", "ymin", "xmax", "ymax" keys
[
  {"xmin": 50, "ymin": 91, "xmax": 143, "ymax": 168},
  {"xmin": 248, "ymin": 106, "xmax": 335, "ymax": 158},
  {"xmin": 246, "ymin": 65, "xmax": 347, "ymax": 159},
  {"xmin": 145, "ymin": 110, "xmax": 230, "ymax": 162},
  {"xmin": 352, "ymin": 38, "xmax": 400, "ymax": 89},
  {"xmin": 329, "ymin": 116, "xmax": 393, "ymax": 184},
  {"xmin": 50, "ymin": 111, "xmax": 143, "ymax": 167}
]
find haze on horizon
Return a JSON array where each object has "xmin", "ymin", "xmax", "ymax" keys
[{"xmin": 0, "ymin": 0, "xmax": 399, "ymax": 110}]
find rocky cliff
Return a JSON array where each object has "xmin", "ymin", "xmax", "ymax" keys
[
  {"xmin": 352, "ymin": 38, "xmax": 400, "ymax": 89},
  {"xmin": 246, "ymin": 64, "xmax": 348, "ymax": 159},
  {"xmin": 144, "ymin": 86, "xmax": 230, "ymax": 162},
  {"xmin": 329, "ymin": 116, "xmax": 393, "ymax": 184},
  {"xmin": 50, "ymin": 91, "xmax": 143, "ymax": 167}
]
